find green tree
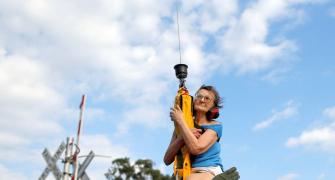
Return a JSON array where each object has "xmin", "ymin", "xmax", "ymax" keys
[{"xmin": 105, "ymin": 157, "xmax": 173, "ymax": 180}]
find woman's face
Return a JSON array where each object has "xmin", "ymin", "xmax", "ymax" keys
[{"xmin": 194, "ymin": 89, "xmax": 215, "ymax": 113}]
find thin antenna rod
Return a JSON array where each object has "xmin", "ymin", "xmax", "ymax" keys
[{"xmin": 176, "ymin": 5, "xmax": 182, "ymax": 64}]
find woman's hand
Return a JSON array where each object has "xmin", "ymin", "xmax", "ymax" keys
[
  {"xmin": 170, "ymin": 106, "xmax": 202, "ymax": 138},
  {"xmin": 191, "ymin": 128, "xmax": 202, "ymax": 139},
  {"xmin": 170, "ymin": 105, "xmax": 184, "ymax": 124},
  {"xmin": 174, "ymin": 129, "xmax": 201, "ymax": 143}
]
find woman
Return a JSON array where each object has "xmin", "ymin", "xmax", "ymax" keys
[{"xmin": 164, "ymin": 85, "xmax": 223, "ymax": 180}]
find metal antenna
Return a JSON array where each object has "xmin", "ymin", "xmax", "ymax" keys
[
  {"xmin": 176, "ymin": 4, "xmax": 182, "ymax": 64},
  {"xmin": 174, "ymin": 3, "xmax": 188, "ymax": 88}
]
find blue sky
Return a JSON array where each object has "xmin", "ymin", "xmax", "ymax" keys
[{"xmin": 0, "ymin": 0, "xmax": 334, "ymax": 179}]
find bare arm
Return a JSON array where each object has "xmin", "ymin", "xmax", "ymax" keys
[
  {"xmin": 163, "ymin": 130, "xmax": 184, "ymax": 165},
  {"xmin": 178, "ymin": 121, "xmax": 217, "ymax": 155},
  {"xmin": 171, "ymin": 106, "xmax": 218, "ymax": 155}
]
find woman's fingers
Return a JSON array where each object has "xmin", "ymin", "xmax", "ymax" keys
[
  {"xmin": 191, "ymin": 128, "xmax": 202, "ymax": 138},
  {"xmin": 170, "ymin": 106, "xmax": 182, "ymax": 113},
  {"xmin": 170, "ymin": 106, "xmax": 184, "ymax": 122},
  {"xmin": 170, "ymin": 107, "xmax": 177, "ymax": 121}
]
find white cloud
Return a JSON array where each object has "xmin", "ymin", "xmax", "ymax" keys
[
  {"xmin": 277, "ymin": 173, "xmax": 300, "ymax": 180},
  {"xmin": 0, "ymin": 164, "xmax": 26, "ymax": 180},
  {"xmin": 79, "ymin": 134, "xmax": 131, "ymax": 180},
  {"xmin": 286, "ymin": 126, "xmax": 335, "ymax": 152},
  {"xmin": 0, "ymin": 48, "xmax": 86, "ymax": 179},
  {"xmin": 329, "ymin": 7, "xmax": 335, "ymax": 17},
  {"xmin": 261, "ymin": 67, "xmax": 291, "ymax": 84},
  {"xmin": 286, "ymin": 106, "xmax": 335, "ymax": 153},
  {"xmin": 323, "ymin": 106, "xmax": 335, "ymax": 120},
  {"xmin": 177, "ymin": 0, "xmax": 326, "ymax": 80},
  {"xmin": 0, "ymin": 0, "xmax": 182, "ymax": 132},
  {"xmin": 253, "ymin": 100, "xmax": 299, "ymax": 131},
  {"xmin": 0, "ymin": 0, "xmax": 329, "ymax": 178},
  {"xmin": 181, "ymin": 0, "xmax": 238, "ymax": 33},
  {"xmin": 0, "ymin": 132, "xmax": 29, "ymax": 147},
  {"xmin": 0, "ymin": 51, "xmax": 67, "ymax": 165},
  {"xmin": 317, "ymin": 173, "xmax": 326, "ymax": 180},
  {"xmin": 80, "ymin": 134, "xmax": 130, "ymax": 158},
  {"xmin": 0, "ymin": 1, "xmax": 183, "ymax": 177},
  {"xmin": 116, "ymin": 105, "xmax": 168, "ymax": 135},
  {"xmin": 0, "ymin": 0, "xmax": 324, "ymax": 136},
  {"xmin": 218, "ymin": 0, "xmax": 326, "ymax": 74}
]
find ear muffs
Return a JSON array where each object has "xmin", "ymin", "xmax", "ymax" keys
[{"xmin": 206, "ymin": 107, "xmax": 220, "ymax": 120}]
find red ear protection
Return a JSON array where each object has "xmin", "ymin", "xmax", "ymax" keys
[{"xmin": 206, "ymin": 107, "xmax": 220, "ymax": 120}]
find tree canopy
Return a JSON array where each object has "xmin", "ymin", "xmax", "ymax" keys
[{"xmin": 105, "ymin": 157, "xmax": 173, "ymax": 180}]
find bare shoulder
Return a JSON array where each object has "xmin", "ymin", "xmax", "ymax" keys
[
  {"xmin": 209, "ymin": 120, "xmax": 221, "ymax": 125},
  {"xmin": 200, "ymin": 120, "xmax": 221, "ymax": 126}
]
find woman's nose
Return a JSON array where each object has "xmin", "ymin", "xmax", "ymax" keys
[{"xmin": 199, "ymin": 97, "xmax": 206, "ymax": 102}]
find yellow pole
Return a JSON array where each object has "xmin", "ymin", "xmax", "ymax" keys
[{"xmin": 173, "ymin": 87, "xmax": 194, "ymax": 180}]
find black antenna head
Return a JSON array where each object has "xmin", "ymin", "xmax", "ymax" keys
[{"xmin": 174, "ymin": 64, "xmax": 188, "ymax": 80}]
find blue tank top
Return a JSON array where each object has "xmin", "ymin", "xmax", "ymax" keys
[{"xmin": 191, "ymin": 123, "xmax": 223, "ymax": 169}]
